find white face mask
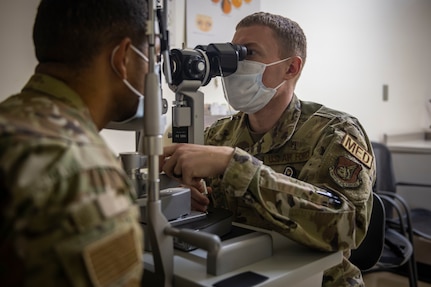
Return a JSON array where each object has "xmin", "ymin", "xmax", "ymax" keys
[
  {"xmin": 109, "ymin": 45, "xmax": 148, "ymax": 126},
  {"xmin": 222, "ymin": 57, "xmax": 290, "ymax": 114}
]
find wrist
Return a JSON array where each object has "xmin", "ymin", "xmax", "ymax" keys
[{"xmin": 222, "ymin": 147, "xmax": 262, "ymax": 197}]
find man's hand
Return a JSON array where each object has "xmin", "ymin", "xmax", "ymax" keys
[
  {"xmin": 161, "ymin": 144, "xmax": 234, "ymax": 187},
  {"xmin": 187, "ymin": 183, "xmax": 212, "ymax": 212}
]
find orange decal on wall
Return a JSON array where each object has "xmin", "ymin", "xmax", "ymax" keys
[
  {"xmin": 232, "ymin": 0, "xmax": 242, "ymax": 8},
  {"xmin": 222, "ymin": 0, "xmax": 232, "ymax": 14},
  {"xmin": 215, "ymin": 0, "xmax": 252, "ymax": 14}
]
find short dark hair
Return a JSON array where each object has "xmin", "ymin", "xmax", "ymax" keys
[
  {"xmin": 33, "ymin": 0, "xmax": 148, "ymax": 67},
  {"xmin": 236, "ymin": 12, "xmax": 307, "ymax": 63}
]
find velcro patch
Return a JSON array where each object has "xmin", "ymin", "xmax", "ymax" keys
[
  {"xmin": 341, "ymin": 134, "xmax": 373, "ymax": 168},
  {"xmin": 83, "ymin": 228, "xmax": 140, "ymax": 287},
  {"xmin": 97, "ymin": 187, "xmax": 130, "ymax": 219}
]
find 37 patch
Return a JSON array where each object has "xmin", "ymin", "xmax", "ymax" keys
[{"xmin": 329, "ymin": 156, "xmax": 362, "ymax": 188}]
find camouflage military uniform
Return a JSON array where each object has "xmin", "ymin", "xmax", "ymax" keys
[
  {"xmin": 205, "ymin": 95, "xmax": 376, "ymax": 287},
  {"xmin": 0, "ymin": 74, "xmax": 143, "ymax": 286}
]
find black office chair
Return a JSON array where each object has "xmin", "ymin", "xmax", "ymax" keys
[
  {"xmin": 369, "ymin": 141, "xmax": 420, "ymax": 287},
  {"xmin": 349, "ymin": 190, "xmax": 417, "ymax": 287},
  {"xmin": 372, "ymin": 141, "xmax": 431, "ymax": 242},
  {"xmin": 376, "ymin": 192, "xmax": 418, "ymax": 287},
  {"xmin": 350, "ymin": 193, "xmax": 386, "ymax": 271}
]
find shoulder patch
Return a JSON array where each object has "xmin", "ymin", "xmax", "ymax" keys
[
  {"xmin": 341, "ymin": 134, "xmax": 373, "ymax": 168},
  {"xmin": 329, "ymin": 156, "xmax": 363, "ymax": 188}
]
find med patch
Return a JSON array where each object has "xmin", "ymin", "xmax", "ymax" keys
[{"xmin": 341, "ymin": 134, "xmax": 373, "ymax": 168}]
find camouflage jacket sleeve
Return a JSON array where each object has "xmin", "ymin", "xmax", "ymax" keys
[
  {"xmin": 0, "ymin": 138, "xmax": 144, "ymax": 286},
  {"xmin": 214, "ymin": 117, "xmax": 375, "ymax": 253}
]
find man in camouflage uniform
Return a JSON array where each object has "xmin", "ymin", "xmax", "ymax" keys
[
  {"xmin": 162, "ymin": 12, "xmax": 376, "ymax": 287},
  {"xmin": 0, "ymin": 0, "xmax": 149, "ymax": 286}
]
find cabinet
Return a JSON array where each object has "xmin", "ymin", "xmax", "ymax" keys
[{"xmin": 385, "ymin": 131, "xmax": 431, "ymax": 209}]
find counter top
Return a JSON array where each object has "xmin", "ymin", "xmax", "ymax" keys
[
  {"xmin": 384, "ymin": 130, "xmax": 431, "ymax": 154},
  {"xmin": 143, "ymin": 223, "xmax": 343, "ymax": 287}
]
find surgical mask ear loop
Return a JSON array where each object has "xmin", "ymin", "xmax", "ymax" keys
[
  {"xmin": 265, "ymin": 57, "xmax": 291, "ymax": 67},
  {"xmin": 130, "ymin": 45, "xmax": 149, "ymax": 62},
  {"xmin": 110, "ymin": 45, "xmax": 147, "ymax": 98},
  {"xmin": 263, "ymin": 57, "xmax": 291, "ymax": 90},
  {"xmin": 273, "ymin": 80, "xmax": 286, "ymax": 90},
  {"xmin": 111, "ymin": 45, "xmax": 122, "ymax": 78}
]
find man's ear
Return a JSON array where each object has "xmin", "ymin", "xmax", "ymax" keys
[
  {"xmin": 285, "ymin": 56, "xmax": 303, "ymax": 79},
  {"xmin": 111, "ymin": 38, "xmax": 132, "ymax": 79}
]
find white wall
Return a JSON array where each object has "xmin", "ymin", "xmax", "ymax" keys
[
  {"xmin": 261, "ymin": 0, "xmax": 431, "ymax": 141},
  {"xmin": 1, "ymin": 0, "xmax": 430, "ymax": 154},
  {"xmin": 0, "ymin": 1, "xmax": 39, "ymax": 97}
]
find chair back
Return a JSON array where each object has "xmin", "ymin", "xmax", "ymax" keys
[
  {"xmin": 350, "ymin": 193, "xmax": 386, "ymax": 271},
  {"xmin": 371, "ymin": 141, "xmax": 397, "ymax": 193}
]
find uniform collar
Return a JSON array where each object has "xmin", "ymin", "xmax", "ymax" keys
[
  {"xmin": 22, "ymin": 73, "xmax": 87, "ymax": 112},
  {"xmin": 246, "ymin": 94, "xmax": 302, "ymax": 155}
]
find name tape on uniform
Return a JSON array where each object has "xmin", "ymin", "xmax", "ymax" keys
[{"xmin": 341, "ymin": 134, "xmax": 373, "ymax": 169}]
